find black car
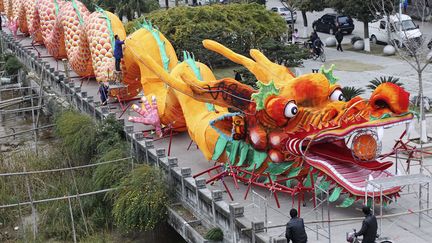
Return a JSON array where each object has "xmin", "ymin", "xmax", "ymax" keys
[{"xmin": 312, "ymin": 14, "xmax": 354, "ymax": 35}]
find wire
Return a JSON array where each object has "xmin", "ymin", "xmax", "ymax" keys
[{"xmin": 0, "ymin": 157, "xmax": 132, "ymax": 177}]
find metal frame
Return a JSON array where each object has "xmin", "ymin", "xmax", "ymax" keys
[{"xmin": 365, "ymin": 174, "xmax": 432, "ymax": 236}]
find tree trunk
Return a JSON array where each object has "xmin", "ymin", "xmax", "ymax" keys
[
  {"xmin": 165, "ymin": 0, "xmax": 169, "ymax": 9},
  {"xmin": 302, "ymin": 11, "xmax": 308, "ymax": 27},
  {"xmin": 418, "ymin": 72, "xmax": 428, "ymax": 143},
  {"xmin": 363, "ymin": 21, "xmax": 369, "ymax": 39}
]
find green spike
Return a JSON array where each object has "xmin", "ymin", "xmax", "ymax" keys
[
  {"xmin": 285, "ymin": 167, "xmax": 302, "ymax": 188},
  {"xmin": 337, "ymin": 196, "xmax": 356, "ymax": 207},
  {"xmin": 236, "ymin": 142, "xmax": 250, "ymax": 166},
  {"xmin": 245, "ymin": 150, "xmax": 267, "ymax": 171},
  {"xmin": 329, "ymin": 187, "xmax": 342, "ymax": 202},
  {"xmin": 251, "ymin": 80, "xmax": 280, "ymax": 111},
  {"xmin": 212, "ymin": 136, "xmax": 228, "ymax": 160},
  {"xmin": 228, "ymin": 140, "xmax": 240, "ymax": 164},
  {"xmin": 265, "ymin": 162, "xmax": 293, "ymax": 175},
  {"xmin": 320, "ymin": 64, "xmax": 339, "ymax": 85},
  {"xmin": 141, "ymin": 19, "xmax": 170, "ymax": 71},
  {"xmin": 304, "ymin": 169, "xmax": 318, "ymax": 187}
]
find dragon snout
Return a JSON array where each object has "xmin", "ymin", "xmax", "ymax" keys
[{"xmin": 369, "ymin": 82, "xmax": 410, "ymax": 116}]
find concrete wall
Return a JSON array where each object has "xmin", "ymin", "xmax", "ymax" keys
[{"xmin": 0, "ymin": 31, "xmax": 287, "ymax": 243}]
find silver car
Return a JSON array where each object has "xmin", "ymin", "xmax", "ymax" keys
[{"xmin": 270, "ymin": 6, "xmax": 297, "ymax": 23}]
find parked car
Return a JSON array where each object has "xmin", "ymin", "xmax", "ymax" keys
[
  {"xmin": 428, "ymin": 39, "xmax": 432, "ymax": 49},
  {"xmin": 312, "ymin": 14, "xmax": 354, "ymax": 35},
  {"xmin": 369, "ymin": 14, "xmax": 422, "ymax": 47},
  {"xmin": 270, "ymin": 6, "xmax": 297, "ymax": 23}
]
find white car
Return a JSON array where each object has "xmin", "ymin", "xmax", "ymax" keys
[
  {"xmin": 270, "ymin": 6, "xmax": 297, "ymax": 23},
  {"xmin": 369, "ymin": 14, "xmax": 422, "ymax": 47}
]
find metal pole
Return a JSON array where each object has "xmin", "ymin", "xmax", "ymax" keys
[
  {"xmin": 67, "ymin": 196, "xmax": 77, "ymax": 243},
  {"xmin": 24, "ymin": 167, "xmax": 37, "ymax": 240},
  {"xmin": 419, "ymin": 182, "xmax": 422, "ymax": 228},
  {"xmin": 380, "ymin": 185, "xmax": 383, "ymax": 236},
  {"xmin": 12, "ymin": 177, "xmax": 28, "ymax": 243},
  {"xmin": 29, "ymin": 86, "xmax": 38, "ymax": 154},
  {"xmin": 327, "ymin": 188, "xmax": 331, "ymax": 243},
  {"xmin": 264, "ymin": 197, "xmax": 268, "ymax": 233}
]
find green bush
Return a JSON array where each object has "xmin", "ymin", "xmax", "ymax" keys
[
  {"xmin": 55, "ymin": 110, "xmax": 97, "ymax": 165},
  {"xmin": 260, "ymin": 38, "xmax": 309, "ymax": 67},
  {"xmin": 205, "ymin": 227, "xmax": 224, "ymax": 241},
  {"xmin": 4, "ymin": 55, "xmax": 23, "ymax": 75},
  {"xmin": 126, "ymin": 4, "xmax": 287, "ymax": 67},
  {"xmin": 111, "ymin": 165, "xmax": 169, "ymax": 233}
]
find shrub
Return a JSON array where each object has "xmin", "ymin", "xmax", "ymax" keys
[
  {"xmin": 341, "ymin": 86, "xmax": 365, "ymax": 101},
  {"xmin": 111, "ymin": 165, "xmax": 169, "ymax": 233},
  {"xmin": 55, "ymin": 110, "xmax": 97, "ymax": 165},
  {"xmin": 4, "ymin": 55, "xmax": 23, "ymax": 75},
  {"xmin": 367, "ymin": 76, "xmax": 403, "ymax": 91},
  {"xmin": 126, "ymin": 4, "xmax": 287, "ymax": 67},
  {"xmin": 260, "ymin": 38, "xmax": 309, "ymax": 67},
  {"xmin": 205, "ymin": 227, "xmax": 224, "ymax": 241}
]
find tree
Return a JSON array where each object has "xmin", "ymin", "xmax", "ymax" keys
[
  {"xmin": 126, "ymin": 4, "xmax": 287, "ymax": 68},
  {"xmin": 285, "ymin": 0, "xmax": 326, "ymax": 29},
  {"xmin": 327, "ymin": 0, "xmax": 375, "ymax": 40},
  {"xmin": 96, "ymin": 0, "xmax": 159, "ymax": 20},
  {"xmin": 369, "ymin": 0, "xmax": 432, "ymax": 154}
]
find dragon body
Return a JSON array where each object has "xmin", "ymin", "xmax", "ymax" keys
[
  {"xmin": 126, "ymin": 27, "xmax": 413, "ymax": 206},
  {"xmin": 3, "ymin": 0, "xmax": 414, "ymax": 206}
]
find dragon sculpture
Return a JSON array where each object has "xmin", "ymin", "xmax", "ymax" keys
[{"xmin": 2, "ymin": 0, "xmax": 414, "ymax": 207}]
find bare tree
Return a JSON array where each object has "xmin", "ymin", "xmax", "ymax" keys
[{"xmin": 370, "ymin": 0, "xmax": 432, "ymax": 158}]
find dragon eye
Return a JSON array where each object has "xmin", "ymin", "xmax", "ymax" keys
[
  {"xmin": 284, "ymin": 101, "xmax": 298, "ymax": 118},
  {"xmin": 330, "ymin": 89, "xmax": 345, "ymax": 102}
]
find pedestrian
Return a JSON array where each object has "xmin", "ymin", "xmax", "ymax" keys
[
  {"xmin": 335, "ymin": 28, "xmax": 343, "ymax": 52},
  {"xmin": 285, "ymin": 208, "xmax": 307, "ymax": 243},
  {"xmin": 355, "ymin": 206, "xmax": 378, "ymax": 243},
  {"xmin": 234, "ymin": 70, "xmax": 242, "ymax": 81},
  {"xmin": 98, "ymin": 82, "xmax": 109, "ymax": 106},
  {"xmin": 114, "ymin": 35, "xmax": 125, "ymax": 72},
  {"xmin": 0, "ymin": 15, "xmax": 2, "ymax": 31},
  {"xmin": 292, "ymin": 28, "xmax": 300, "ymax": 44}
]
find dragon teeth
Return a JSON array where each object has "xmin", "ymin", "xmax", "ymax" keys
[{"xmin": 377, "ymin": 126, "xmax": 384, "ymax": 141}]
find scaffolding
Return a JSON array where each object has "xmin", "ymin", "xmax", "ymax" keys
[{"xmin": 365, "ymin": 173, "xmax": 432, "ymax": 236}]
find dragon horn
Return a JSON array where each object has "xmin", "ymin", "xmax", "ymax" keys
[{"xmin": 180, "ymin": 72, "xmax": 256, "ymax": 111}]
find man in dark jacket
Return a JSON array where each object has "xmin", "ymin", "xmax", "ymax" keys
[
  {"xmin": 286, "ymin": 208, "xmax": 307, "ymax": 243},
  {"xmin": 114, "ymin": 35, "xmax": 125, "ymax": 71},
  {"xmin": 335, "ymin": 28, "xmax": 343, "ymax": 52},
  {"xmin": 355, "ymin": 206, "xmax": 378, "ymax": 243},
  {"xmin": 98, "ymin": 82, "xmax": 109, "ymax": 105}
]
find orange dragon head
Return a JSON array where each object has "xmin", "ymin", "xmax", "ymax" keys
[{"xmin": 180, "ymin": 41, "xmax": 414, "ymax": 202}]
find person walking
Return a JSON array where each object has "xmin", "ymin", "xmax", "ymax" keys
[
  {"xmin": 335, "ymin": 28, "xmax": 343, "ymax": 52},
  {"xmin": 285, "ymin": 208, "xmax": 307, "ymax": 243},
  {"xmin": 114, "ymin": 35, "xmax": 125, "ymax": 72},
  {"xmin": 355, "ymin": 206, "xmax": 378, "ymax": 243},
  {"xmin": 292, "ymin": 28, "xmax": 300, "ymax": 44},
  {"xmin": 234, "ymin": 70, "xmax": 242, "ymax": 81}
]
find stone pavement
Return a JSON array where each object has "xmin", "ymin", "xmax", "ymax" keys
[{"xmin": 4, "ymin": 26, "xmax": 432, "ymax": 242}]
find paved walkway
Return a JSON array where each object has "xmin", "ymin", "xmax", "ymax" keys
[{"xmin": 4, "ymin": 27, "xmax": 432, "ymax": 242}]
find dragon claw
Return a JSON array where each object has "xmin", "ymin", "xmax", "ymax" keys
[{"xmin": 128, "ymin": 96, "xmax": 162, "ymax": 137}]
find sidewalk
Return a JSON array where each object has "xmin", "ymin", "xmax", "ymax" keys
[{"xmin": 296, "ymin": 45, "xmax": 432, "ymax": 99}]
